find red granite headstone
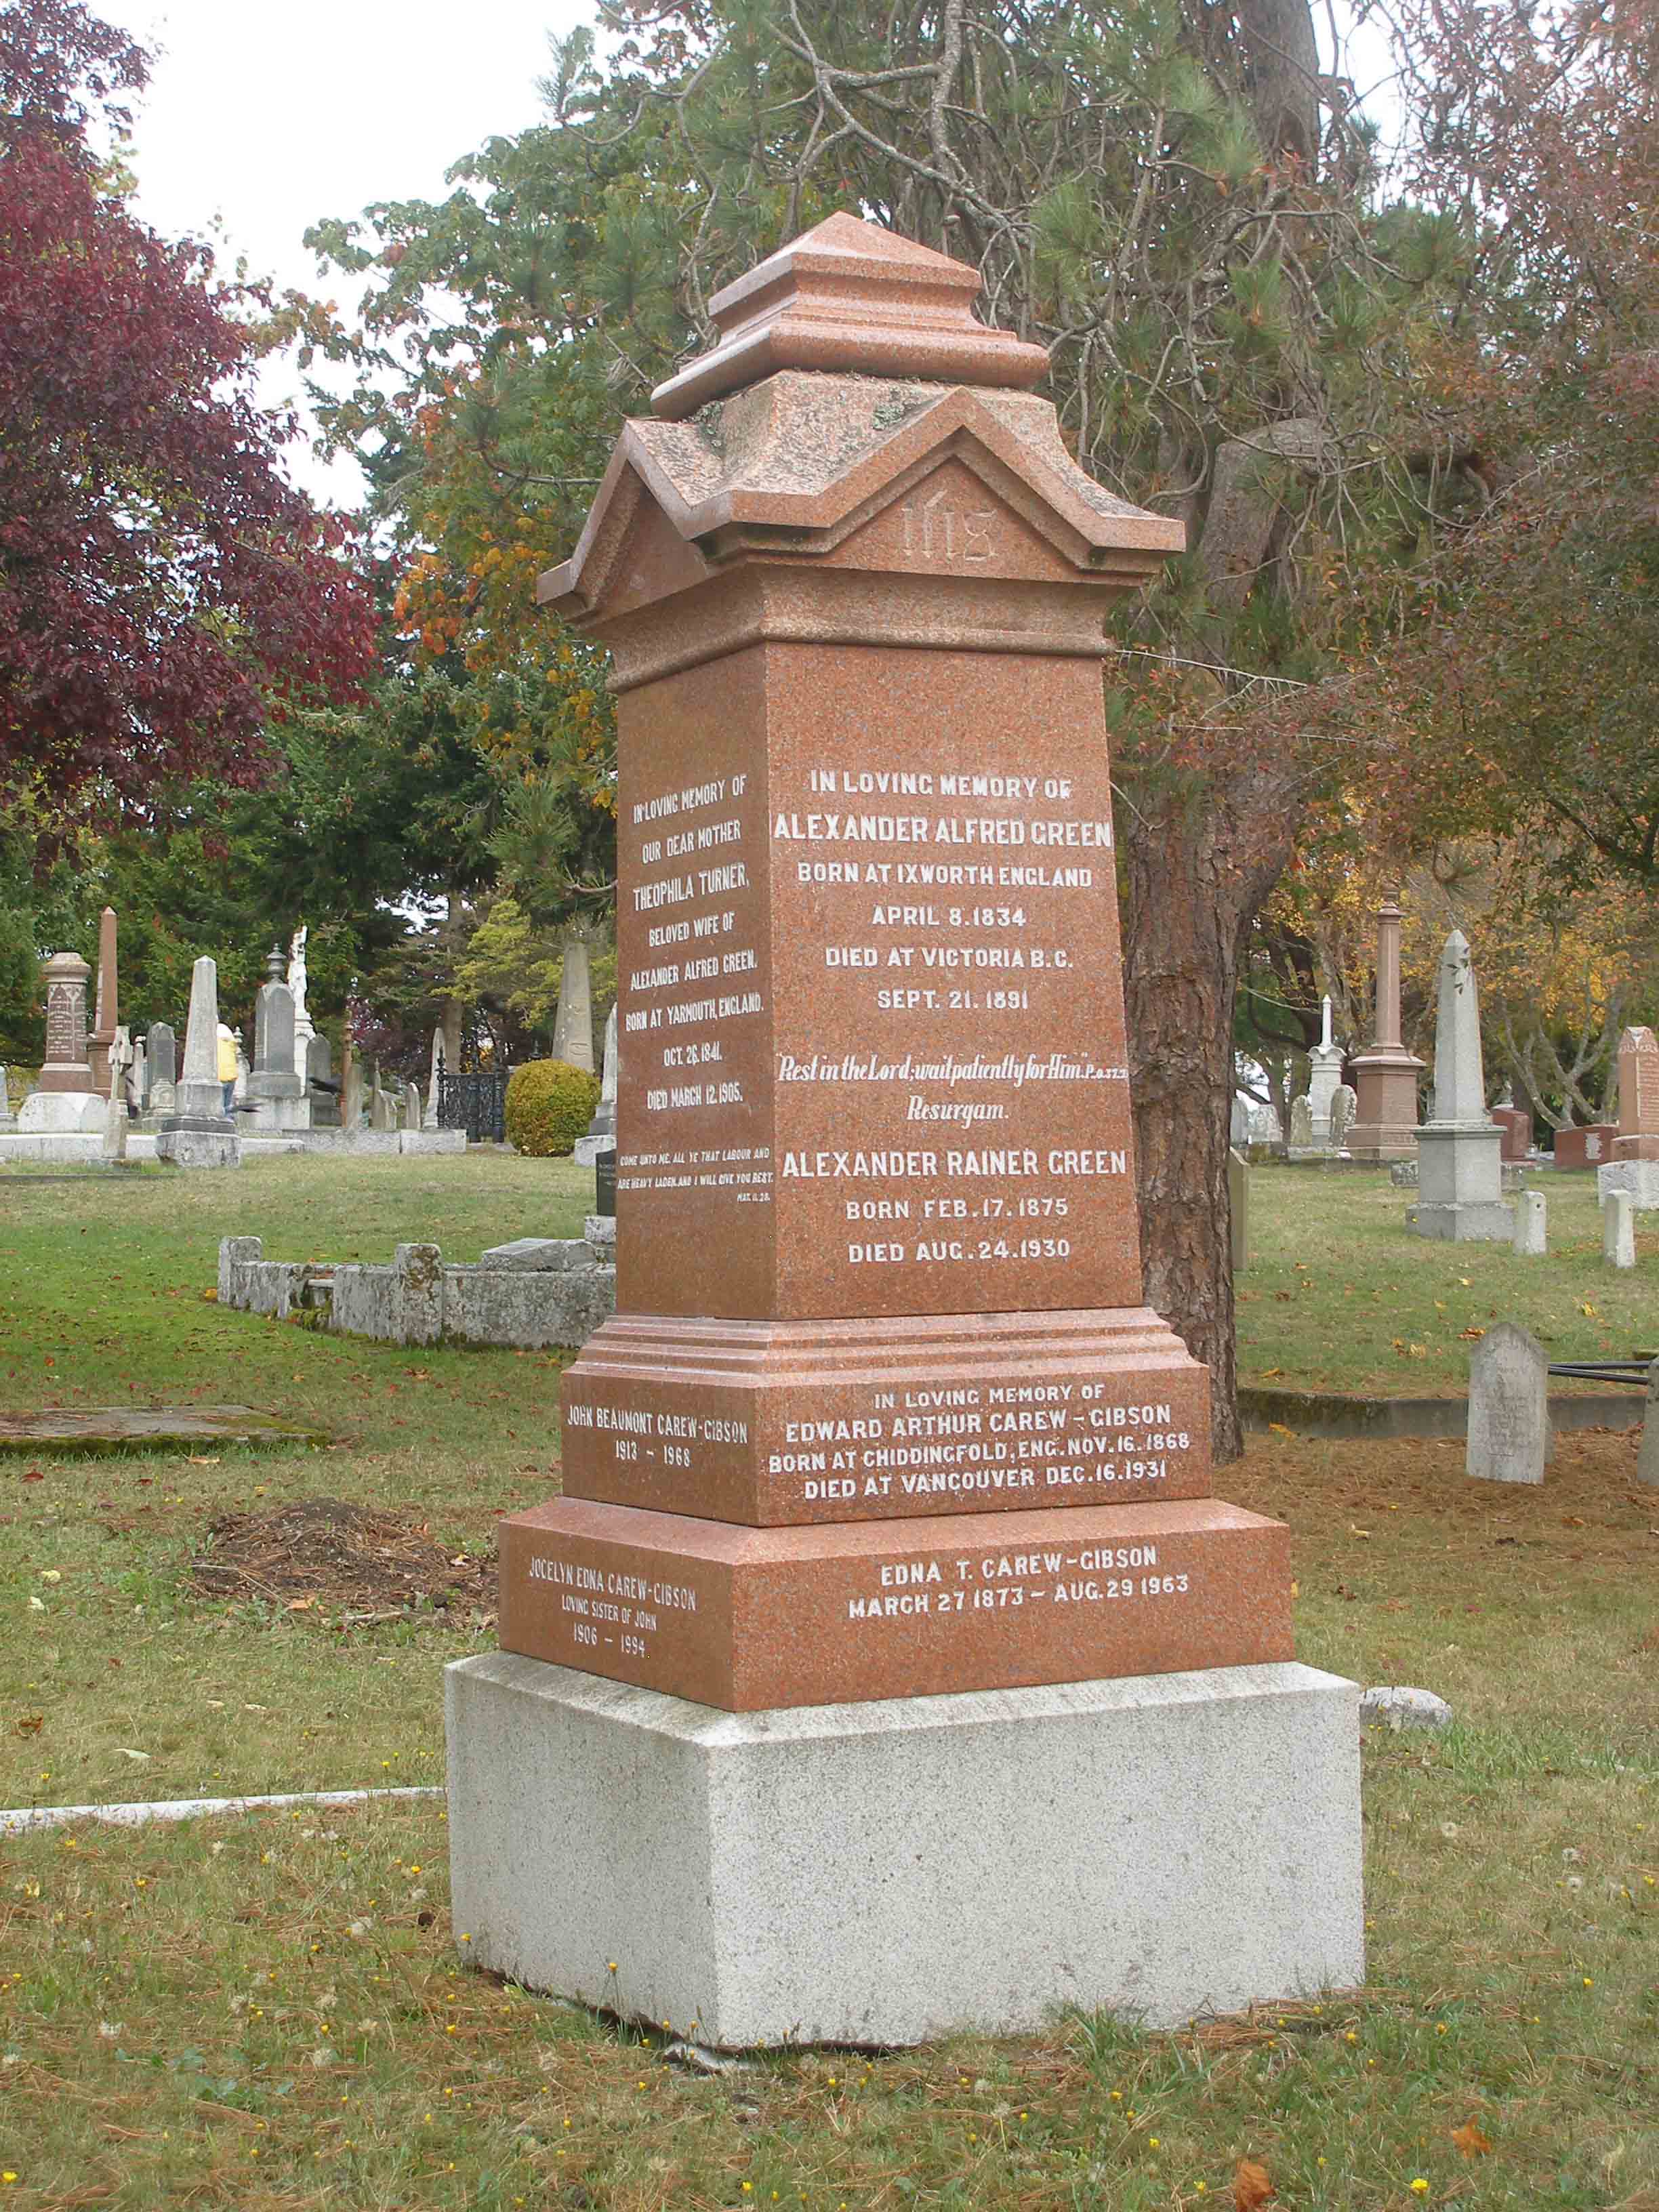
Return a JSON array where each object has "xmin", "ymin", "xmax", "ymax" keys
[
  {"xmin": 495, "ymin": 213, "xmax": 1295, "ymax": 1712},
  {"xmin": 1613, "ymin": 1026, "xmax": 1659, "ymax": 1164},
  {"xmin": 1490, "ymin": 1105, "xmax": 1532, "ymax": 1162},
  {"xmin": 36, "ymin": 950, "xmax": 94, "ymax": 1094},
  {"xmin": 1555, "ymin": 1122, "xmax": 1617, "ymax": 1170}
]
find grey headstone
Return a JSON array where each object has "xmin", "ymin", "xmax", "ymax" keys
[
  {"xmin": 554, "ymin": 933, "xmax": 595, "ymax": 1072},
  {"xmin": 1466, "ymin": 1320, "xmax": 1548, "ymax": 1485},
  {"xmin": 304, "ymin": 1033, "xmax": 332, "ymax": 1088},
  {"xmin": 342, "ymin": 1057, "xmax": 364, "ymax": 1130},
  {"xmin": 148, "ymin": 1021, "xmax": 177, "ymax": 1095},
  {"xmin": 1603, "ymin": 1189, "xmax": 1636, "ymax": 1269},
  {"xmin": 1288, "ymin": 1094, "xmax": 1314, "ymax": 1149},
  {"xmin": 1359, "ymin": 1686, "xmax": 1453, "ymax": 1732},
  {"xmin": 1329, "ymin": 1084, "xmax": 1357, "ymax": 1145},
  {"xmin": 369, "ymin": 1069, "xmax": 394, "ymax": 1131},
  {"xmin": 254, "ymin": 970, "xmax": 296, "ymax": 1078},
  {"xmin": 0, "ymin": 1065, "xmax": 14, "ymax": 1130},
  {"xmin": 1638, "ymin": 1360, "xmax": 1659, "ymax": 1489},
  {"xmin": 1228, "ymin": 1147, "xmax": 1248, "ymax": 1272},
  {"xmin": 101, "ymin": 1029, "xmax": 131, "ymax": 1162},
  {"xmin": 407, "ymin": 1079, "xmax": 424, "ymax": 1132},
  {"xmin": 1513, "ymin": 1189, "xmax": 1547, "ymax": 1256}
]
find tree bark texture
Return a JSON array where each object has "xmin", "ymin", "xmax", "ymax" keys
[{"xmin": 1123, "ymin": 762, "xmax": 1304, "ymax": 1463}]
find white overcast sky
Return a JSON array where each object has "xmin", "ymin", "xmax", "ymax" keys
[{"xmin": 102, "ymin": 1, "xmax": 594, "ymax": 506}]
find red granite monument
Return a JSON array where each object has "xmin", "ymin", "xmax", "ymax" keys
[
  {"xmin": 1349, "ymin": 896, "xmax": 1425, "ymax": 1160},
  {"xmin": 448, "ymin": 215, "xmax": 1361, "ymax": 2046}
]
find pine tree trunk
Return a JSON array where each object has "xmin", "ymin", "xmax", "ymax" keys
[{"xmin": 1122, "ymin": 771, "xmax": 1299, "ymax": 1462}]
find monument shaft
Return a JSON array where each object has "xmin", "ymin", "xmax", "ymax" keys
[{"xmin": 493, "ymin": 213, "xmax": 1280, "ymax": 1708}]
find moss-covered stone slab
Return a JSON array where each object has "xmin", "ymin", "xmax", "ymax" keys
[{"xmin": 0, "ymin": 1406, "xmax": 329, "ymax": 1456}]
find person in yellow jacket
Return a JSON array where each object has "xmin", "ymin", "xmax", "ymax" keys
[{"xmin": 216, "ymin": 1022, "xmax": 239, "ymax": 1114}]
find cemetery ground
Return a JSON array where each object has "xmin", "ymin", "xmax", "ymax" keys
[{"xmin": 0, "ymin": 1158, "xmax": 1655, "ymax": 2210}]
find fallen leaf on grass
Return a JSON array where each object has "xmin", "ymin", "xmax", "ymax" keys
[
  {"xmin": 201, "ymin": 1289, "xmax": 218, "ymax": 1303},
  {"xmin": 186, "ymin": 1456, "xmax": 220, "ymax": 1466},
  {"xmin": 115, "ymin": 1748, "xmax": 150, "ymax": 1763},
  {"xmin": 1452, "ymin": 2118, "xmax": 1493, "ymax": 2158},
  {"xmin": 1349, "ymin": 1525, "xmax": 1372, "ymax": 1538},
  {"xmin": 1268, "ymin": 1422, "xmax": 1297, "ymax": 1438},
  {"xmin": 1561, "ymin": 1515, "xmax": 1586, "ymax": 1528},
  {"xmin": 287, "ymin": 1597, "xmax": 316, "ymax": 1613},
  {"xmin": 1458, "ymin": 1326, "xmax": 1486, "ymax": 1341},
  {"xmin": 14, "ymin": 1714, "xmax": 43, "ymax": 1736},
  {"xmin": 1234, "ymin": 2157, "xmax": 1275, "ymax": 2210}
]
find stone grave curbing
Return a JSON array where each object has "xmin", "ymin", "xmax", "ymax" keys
[{"xmin": 1639, "ymin": 1361, "xmax": 1659, "ymax": 1488}]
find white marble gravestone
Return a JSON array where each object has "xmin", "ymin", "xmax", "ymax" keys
[
  {"xmin": 1414, "ymin": 931, "xmax": 1511, "ymax": 1242},
  {"xmin": 575, "ymin": 1004, "xmax": 619, "ymax": 1168},
  {"xmin": 553, "ymin": 933, "xmax": 595, "ymax": 1073},
  {"xmin": 1602, "ymin": 1188, "xmax": 1636, "ymax": 1269},
  {"xmin": 1513, "ymin": 1190, "xmax": 1547, "ymax": 1256},
  {"xmin": 1307, "ymin": 994, "xmax": 1343, "ymax": 1142},
  {"xmin": 1466, "ymin": 1321, "xmax": 1548, "ymax": 1485}
]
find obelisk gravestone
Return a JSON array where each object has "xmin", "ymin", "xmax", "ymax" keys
[{"xmin": 1413, "ymin": 930, "xmax": 1511, "ymax": 1241}]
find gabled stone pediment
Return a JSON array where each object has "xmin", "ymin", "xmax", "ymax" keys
[{"xmin": 539, "ymin": 371, "xmax": 1183, "ymax": 622}]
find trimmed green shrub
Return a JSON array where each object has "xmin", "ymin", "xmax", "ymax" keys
[{"xmin": 504, "ymin": 1058, "xmax": 602, "ymax": 1158}]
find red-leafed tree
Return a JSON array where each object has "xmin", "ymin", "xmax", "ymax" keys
[{"xmin": 0, "ymin": 0, "xmax": 374, "ymax": 823}]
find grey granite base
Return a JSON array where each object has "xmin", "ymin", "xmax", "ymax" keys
[
  {"xmin": 445, "ymin": 1655, "xmax": 1364, "ymax": 2047},
  {"xmin": 1410, "ymin": 1199, "xmax": 1514, "ymax": 1242},
  {"xmin": 155, "ymin": 1120, "xmax": 241, "ymax": 1170},
  {"xmin": 1597, "ymin": 1160, "xmax": 1659, "ymax": 1211}
]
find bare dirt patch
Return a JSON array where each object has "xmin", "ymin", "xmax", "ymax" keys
[{"xmin": 190, "ymin": 1496, "xmax": 495, "ymax": 1620}]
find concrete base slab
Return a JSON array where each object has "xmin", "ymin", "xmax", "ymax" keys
[
  {"xmin": 446, "ymin": 1654, "xmax": 1364, "ymax": 2047},
  {"xmin": 18, "ymin": 1090, "xmax": 105, "ymax": 1134},
  {"xmin": 0, "ymin": 1132, "xmax": 159, "ymax": 1166},
  {"xmin": 1410, "ymin": 1198, "xmax": 1514, "ymax": 1242},
  {"xmin": 1597, "ymin": 1160, "xmax": 1659, "ymax": 1211},
  {"xmin": 155, "ymin": 1122, "xmax": 241, "ymax": 1169}
]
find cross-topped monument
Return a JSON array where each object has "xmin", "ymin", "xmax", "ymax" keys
[{"xmin": 447, "ymin": 213, "xmax": 1361, "ymax": 2046}]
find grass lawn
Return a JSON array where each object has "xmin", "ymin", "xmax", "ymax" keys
[
  {"xmin": 1, "ymin": 1153, "xmax": 1656, "ymax": 2209},
  {"xmin": 1237, "ymin": 1163, "xmax": 1659, "ymax": 1395}
]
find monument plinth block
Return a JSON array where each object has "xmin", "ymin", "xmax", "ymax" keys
[
  {"xmin": 497, "ymin": 1495, "xmax": 1292, "ymax": 1711},
  {"xmin": 560, "ymin": 1307, "xmax": 1211, "ymax": 1524},
  {"xmin": 447, "ymin": 1654, "xmax": 1364, "ymax": 2045}
]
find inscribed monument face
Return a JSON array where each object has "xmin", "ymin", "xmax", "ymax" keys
[{"xmin": 491, "ymin": 213, "xmax": 1292, "ymax": 1710}]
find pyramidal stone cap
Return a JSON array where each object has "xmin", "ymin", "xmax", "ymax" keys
[{"xmin": 650, "ymin": 211, "xmax": 1052, "ymax": 420}]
